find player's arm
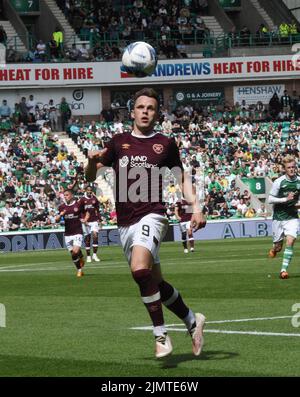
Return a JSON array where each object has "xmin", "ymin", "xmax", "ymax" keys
[
  {"xmin": 68, "ymin": 176, "xmax": 78, "ymax": 191},
  {"xmin": 174, "ymin": 204, "xmax": 181, "ymax": 222},
  {"xmin": 95, "ymin": 200, "xmax": 102, "ymax": 223},
  {"xmin": 81, "ymin": 211, "xmax": 90, "ymax": 223},
  {"xmin": 85, "ymin": 149, "xmax": 108, "ymax": 182},
  {"xmin": 268, "ymin": 192, "xmax": 295, "ymax": 204},
  {"xmin": 181, "ymin": 172, "xmax": 206, "ymax": 231},
  {"xmin": 85, "ymin": 138, "xmax": 116, "ymax": 183},
  {"xmin": 55, "ymin": 209, "xmax": 65, "ymax": 223},
  {"xmin": 167, "ymin": 139, "xmax": 206, "ymax": 231}
]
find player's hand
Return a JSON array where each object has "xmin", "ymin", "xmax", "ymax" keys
[
  {"xmin": 88, "ymin": 149, "xmax": 107, "ymax": 161},
  {"xmin": 60, "ymin": 210, "xmax": 66, "ymax": 216},
  {"xmin": 287, "ymin": 192, "xmax": 295, "ymax": 201},
  {"xmin": 191, "ymin": 212, "xmax": 206, "ymax": 232}
]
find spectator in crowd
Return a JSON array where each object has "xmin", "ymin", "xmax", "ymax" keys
[
  {"xmin": 19, "ymin": 97, "xmax": 29, "ymax": 124},
  {"xmin": 66, "ymin": 43, "xmax": 80, "ymax": 61},
  {"xmin": 59, "ymin": 97, "xmax": 72, "ymax": 131},
  {"xmin": 35, "ymin": 40, "xmax": 47, "ymax": 61},
  {"xmin": 78, "ymin": 43, "xmax": 91, "ymax": 60},
  {"xmin": 49, "ymin": 38, "xmax": 60, "ymax": 60},
  {"xmin": 53, "ymin": 26, "xmax": 64, "ymax": 57},
  {"xmin": 281, "ymin": 90, "xmax": 292, "ymax": 113},
  {"xmin": 48, "ymin": 99, "xmax": 58, "ymax": 131},
  {"xmin": 269, "ymin": 93, "xmax": 281, "ymax": 118},
  {"xmin": 27, "ymin": 95, "xmax": 37, "ymax": 117},
  {"xmin": 6, "ymin": 45, "xmax": 21, "ymax": 63},
  {"xmin": 0, "ymin": 100, "xmax": 11, "ymax": 118},
  {"xmin": 0, "ymin": 24, "xmax": 7, "ymax": 44}
]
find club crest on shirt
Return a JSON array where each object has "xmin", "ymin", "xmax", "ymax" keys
[
  {"xmin": 119, "ymin": 155, "xmax": 129, "ymax": 167},
  {"xmin": 153, "ymin": 144, "xmax": 164, "ymax": 154},
  {"xmin": 122, "ymin": 144, "xmax": 131, "ymax": 149}
]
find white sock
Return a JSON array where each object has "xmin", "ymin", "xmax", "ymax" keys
[
  {"xmin": 153, "ymin": 325, "xmax": 167, "ymax": 337},
  {"xmin": 183, "ymin": 309, "xmax": 196, "ymax": 331}
]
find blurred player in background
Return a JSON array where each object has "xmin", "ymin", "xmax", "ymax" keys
[
  {"xmin": 175, "ymin": 198, "xmax": 195, "ymax": 253},
  {"xmin": 268, "ymin": 155, "xmax": 300, "ymax": 279},
  {"xmin": 86, "ymin": 88, "xmax": 207, "ymax": 359},
  {"xmin": 56, "ymin": 189, "xmax": 89, "ymax": 277},
  {"xmin": 80, "ymin": 186, "xmax": 101, "ymax": 263}
]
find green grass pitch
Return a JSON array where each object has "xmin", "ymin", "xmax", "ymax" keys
[{"xmin": 0, "ymin": 237, "xmax": 300, "ymax": 377}]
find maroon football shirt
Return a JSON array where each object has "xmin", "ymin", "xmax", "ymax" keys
[
  {"xmin": 58, "ymin": 200, "xmax": 85, "ymax": 236},
  {"xmin": 100, "ymin": 132, "xmax": 183, "ymax": 226},
  {"xmin": 79, "ymin": 195, "xmax": 101, "ymax": 222},
  {"xmin": 175, "ymin": 199, "xmax": 192, "ymax": 222}
]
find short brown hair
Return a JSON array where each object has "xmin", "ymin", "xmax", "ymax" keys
[
  {"xmin": 282, "ymin": 155, "xmax": 295, "ymax": 165},
  {"xmin": 134, "ymin": 88, "xmax": 159, "ymax": 106}
]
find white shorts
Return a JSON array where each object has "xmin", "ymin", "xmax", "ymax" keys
[
  {"xmin": 179, "ymin": 221, "xmax": 191, "ymax": 234},
  {"xmin": 82, "ymin": 221, "xmax": 100, "ymax": 236},
  {"xmin": 119, "ymin": 213, "xmax": 169, "ymax": 265},
  {"xmin": 64, "ymin": 234, "xmax": 83, "ymax": 251},
  {"xmin": 272, "ymin": 219, "xmax": 299, "ymax": 243}
]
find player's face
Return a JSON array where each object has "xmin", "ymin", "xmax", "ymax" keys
[
  {"xmin": 284, "ymin": 161, "xmax": 296, "ymax": 178},
  {"xmin": 86, "ymin": 188, "xmax": 92, "ymax": 197},
  {"xmin": 64, "ymin": 191, "xmax": 73, "ymax": 203},
  {"xmin": 131, "ymin": 96, "xmax": 158, "ymax": 135}
]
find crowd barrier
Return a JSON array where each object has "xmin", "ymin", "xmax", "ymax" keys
[{"xmin": 0, "ymin": 218, "xmax": 277, "ymax": 253}]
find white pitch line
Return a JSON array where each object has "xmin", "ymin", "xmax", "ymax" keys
[
  {"xmin": 130, "ymin": 326, "xmax": 300, "ymax": 338},
  {"xmin": 0, "ymin": 260, "xmax": 127, "ymax": 269},
  {"xmin": 130, "ymin": 315, "xmax": 300, "ymax": 338},
  {"xmin": 0, "ymin": 261, "xmax": 68, "ymax": 270},
  {"xmin": 0, "ymin": 264, "xmax": 127, "ymax": 273},
  {"xmin": 204, "ymin": 329, "xmax": 300, "ymax": 337},
  {"xmin": 163, "ymin": 315, "xmax": 294, "ymax": 326}
]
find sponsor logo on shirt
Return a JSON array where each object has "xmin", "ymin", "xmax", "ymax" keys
[{"xmin": 130, "ymin": 155, "xmax": 157, "ymax": 168}]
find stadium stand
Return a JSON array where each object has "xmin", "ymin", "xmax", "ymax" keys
[
  {"xmin": 2, "ymin": 91, "xmax": 298, "ymax": 232},
  {"xmin": 0, "ymin": 0, "xmax": 299, "ymax": 231},
  {"xmin": 1, "ymin": 0, "xmax": 299, "ymax": 61}
]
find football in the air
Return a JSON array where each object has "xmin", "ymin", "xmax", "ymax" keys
[{"xmin": 122, "ymin": 41, "xmax": 157, "ymax": 77}]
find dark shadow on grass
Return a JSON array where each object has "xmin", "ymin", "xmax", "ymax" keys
[
  {"xmin": 160, "ymin": 350, "xmax": 239, "ymax": 369},
  {"xmin": 145, "ymin": 350, "xmax": 239, "ymax": 369}
]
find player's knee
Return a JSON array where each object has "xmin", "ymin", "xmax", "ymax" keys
[
  {"xmin": 275, "ymin": 243, "xmax": 283, "ymax": 252},
  {"xmin": 131, "ymin": 268, "xmax": 152, "ymax": 288},
  {"xmin": 286, "ymin": 237, "xmax": 295, "ymax": 247},
  {"xmin": 71, "ymin": 252, "xmax": 78, "ymax": 260}
]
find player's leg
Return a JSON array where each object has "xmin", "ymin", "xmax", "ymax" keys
[
  {"xmin": 180, "ymin": 223, "xmax": 188, "ymax": 253},
  {"xmin": 269, "ymin": 220, "xmax": 284, "ymax": 258},
  {"xmin": 82, "ymin": 223, "xmax": 91, "ymax": 262},
  {"xmin": 91, "ymin": 225, "xmax": 100, "ymax": 262},
  {"xmin": 65, "ymin": 235, "xmax": 84, "ymax": 277},
  {"xmin": 121, "ymin": 214, "xmax": 172, "ymax": 358},
  {"xmin": 152, "ymin": 264, "xmax": 205, "ymax": 356},
  {"xmin": 131, "ymin": 245, "xmax": 171, "ymax": 358},
  {"xmin": 187, "ymin": 226, "xmax": 195, "ymax": 252},
  {"xmin": 280, "ymin": 236, "xmax": 295, "ymax": 279},
  {"xmin": 85, "ymin": 234, "xmax": 92, "ymax": 263},
  {"xmin": 280, "ymin": 220, "xmax": 298, "ymax": 279},
  {"xmin": 72, "ymin": 245, "xmax": 85, "ymax": 277}
]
